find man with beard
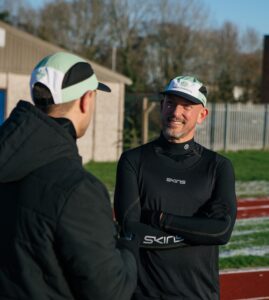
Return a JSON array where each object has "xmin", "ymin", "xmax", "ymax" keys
[{"xmin": 114, "ymin": 76, "xmax": 237, "ymax": 300}]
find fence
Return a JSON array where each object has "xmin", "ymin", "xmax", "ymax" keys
[
  {"xmin": 139, "ymin": 98, "xmax": 269, "ymax": 151},
  {"xmin": 195, "ymin": 103, "xmax": 269, "ymax": 151}
]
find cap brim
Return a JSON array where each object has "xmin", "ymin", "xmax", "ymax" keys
[
  {"xmin": 97, "ymin": 82, "xmax": 111, "ymax": 93},
  {"xmin": 160, "ymin": 91, "xmax": 203, "ymax": 105}
]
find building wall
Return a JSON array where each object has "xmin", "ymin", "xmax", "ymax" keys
[
  {"xmin": 0, "ymin": 72, "xmax": 124, "ymax": 163},
  {"xmin": 92, "ymin": 82, "xmax": 125, "ymax": 162},
  {"xmin": 77, "ymin": 82, "xmax": 125, "ymax": 163},
  {"xmin": 0, "ymin": 24, "xmax": 58, "ymax": 75}
]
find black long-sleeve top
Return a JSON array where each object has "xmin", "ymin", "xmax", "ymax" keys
[{"xmin": 114, "ymin": 134, "xmax": 237, "ymax": 300}]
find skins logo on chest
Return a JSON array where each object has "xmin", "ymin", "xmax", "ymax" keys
[{"xmin": 166, "ymin": 177, "xmax": 186, "ymax": 184}]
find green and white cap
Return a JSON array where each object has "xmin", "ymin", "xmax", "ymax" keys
[
  {"xmin": 30, "ymin": 52, "xmax": 111, "ymax": 105},
  {"xmin": 161, "ymin": 76, "xmax": 207, "ymax": 106}
]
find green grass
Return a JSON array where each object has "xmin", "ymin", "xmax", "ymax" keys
[
  {"xmin": 224, "ymin": 231, "xmax": 269, "ymax": 250},
  {"xmin": 219, "ymin": 218, "xmax": 269, "ymax": 269},
  {"xmin": 84, "ymin": 161, "xmax": 117, "ymax": 191},
  {"xmin": 219, "ymin": 150, "xmax": 269, "ymax": 181},
  {"xmin": 219, "ymin": 255, "xmax": 269, "ymax": 269}
]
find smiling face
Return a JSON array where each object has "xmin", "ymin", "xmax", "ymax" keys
[{"xmin": 161, "ymin": 94, "xmax": 208, "ymax": 143}]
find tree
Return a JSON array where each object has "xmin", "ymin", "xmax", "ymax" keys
[
  {"xmin": 237, "ymin": 29, "xmax": 262, "ymax": 103},
  {"xmin": 0, "ymin": 0, "xmax": 27, "ymax": 24},
  {"xmin": 144, "ymin": 0, "xmax": 209, "ymax": 91},
  {"xmin": 206, "ymin": 22, "xmax": 240, "ymax": 102},
  {"xmin": 37, "ymin": 0, "xmax": 106, "ymax": 60},
  {"xmin": 0, "ymin": 11, "xmax": 10, "ymax": 22},
  {"xmin": 105, "ymin": 0, "xmax": 155, "ymax": 92}
]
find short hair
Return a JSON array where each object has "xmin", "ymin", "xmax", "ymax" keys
[{"xmin": 33, "ymin": 83, "xmax": 74, "ymax": 115}]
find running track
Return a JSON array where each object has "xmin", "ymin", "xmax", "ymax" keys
[
  {"xmin": 237, "ymin": 197, "xmax": 269, "ymax": 219},
  {"xmin": 220, "ymin": 268, "xmax": 269, "ymax": 300},
  {"xmin": 220, "ymin": 197, "xmax": 269, "ymax": 299}
]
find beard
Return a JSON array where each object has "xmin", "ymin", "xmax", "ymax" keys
[
  {"xmin": 162, "ymin": 116, "xmax": 186, "ymax": 141},
  {"xmin": 161, "ymin": 116, "xmax": 196, "ymax": 142},
  {"xmin": 162, "ymin": 126, "xmax": 186, "ymax": 140}
]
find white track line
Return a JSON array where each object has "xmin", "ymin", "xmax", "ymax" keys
[
  {"xmin": 238, "ymin": 205, "xmax": 269, "ymax": 210},
  {"xmin": 234, "ymin": 297, "xmax": 269, "ymax": 300},
  {"xmin": 220, "ymin": 267, "xmax": 269, "ymax": 274}
]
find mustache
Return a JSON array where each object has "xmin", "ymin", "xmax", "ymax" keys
[{"xmin": 166, "ymin": 117, "xmax": 185, "ymax": 123}]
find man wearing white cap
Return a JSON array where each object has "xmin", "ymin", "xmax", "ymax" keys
[
  {"xmin": 0, "ymin": 52, "xmax": 138, "ymax": 300},
  {"xmin": 114, "ymin": 76, "xmax": 237, "ymax": 300}
]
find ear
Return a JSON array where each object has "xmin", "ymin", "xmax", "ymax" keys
[
  {"xmin": 197, "ymin": 107, "xmax": 208, "ymax": 124},
  {"xmin": 80, "ymin": 91, "xmax": 94, "ymax": 113}
]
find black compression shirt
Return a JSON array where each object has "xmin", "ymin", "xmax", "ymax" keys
[{"xmin": 114, "ymin": 134, "xmax": 237, "ymax": 300}]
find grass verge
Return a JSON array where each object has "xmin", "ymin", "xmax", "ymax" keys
[
  {"xmin": 219, "ymin": 218, "xmax": 269, "ymax": 269},
  {"xmin": 219, "ymin": 255, "xmax": 269, "ymax": 269},
  {"xmin": 84, "ymin": 161, "xmax": 117, "ymax": 191},
  {"xmin": 219, "ymin": 150, "xmax": 269, "ymax": 181}
]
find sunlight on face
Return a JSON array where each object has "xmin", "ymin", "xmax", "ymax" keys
[{"xmin": 161, "ymin": 95, "xmax": 208, "ymax": 143}]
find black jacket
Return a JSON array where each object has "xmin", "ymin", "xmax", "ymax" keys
[{"xmin": 0, "ymin": 101, "xmax": 137, "ymax": 300}]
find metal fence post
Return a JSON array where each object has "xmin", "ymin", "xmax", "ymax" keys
[
  {"xmin": 262, "ymin": 104, "xmax": 268, "ymax": 149},
  {"xmin": 223, "ymin": 102, "xmax": 229, "ymax": 152},
  {"xmin": 210, "ymin": 102, "xmax": 216, "ymax": 150}
]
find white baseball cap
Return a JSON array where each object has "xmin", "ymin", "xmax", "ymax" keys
[
  {"xmin": 30, "ymin": 52, "xmax": 111, "ymax": 105},
  {"xmin": 161, "ymin": 76, "xmax": 207, "ymax": 106}
]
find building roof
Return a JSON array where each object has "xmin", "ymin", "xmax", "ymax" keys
[{"xmin": 0, "ymin": 21, "xmax": 132, "ymax": 85}]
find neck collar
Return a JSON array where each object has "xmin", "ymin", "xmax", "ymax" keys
[
  {"xmin": 156, "ymin": 133, "xmax": 195, "ymax": 155},
  {"xmin": 51, "ymin": 117, "xmax": 77, "ymax": 140}
]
